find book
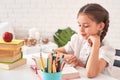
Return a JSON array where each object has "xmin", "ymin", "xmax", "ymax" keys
[
  {"xmin": 0, "ymin": 58, "xmax": 27, "ymax": 70},
  {"xmin": 0, "ymin": 52, "xmax": 22, "ymax": 63},
  {"xmin": 0, "ymin": 48, "xmax": 21, "ymax": 57},
  {"xmin": 0, "ymin": 39, "xmax": 24, "ymax": 50},
  {"xmin": 62, "ymin": 65, "xmax": 80, "ymax": 79}
]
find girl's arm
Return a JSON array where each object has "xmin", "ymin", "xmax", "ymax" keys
[{"xmin": 86, "ymin": 35, "xmax": 107, "ymax": 78}]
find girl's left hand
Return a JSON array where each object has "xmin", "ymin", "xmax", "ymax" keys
[
  {"xmin": 88, "ymin": 34, "xmax": 101, "ymax": 47},
  {"xmin": 64, "ymin": 54, "xmax": 85, "ymax": 67}
]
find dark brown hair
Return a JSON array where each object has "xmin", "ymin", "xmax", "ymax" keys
[{"xmin": 77, "ymin": 3, "xmax": 109, "ymax": 42}]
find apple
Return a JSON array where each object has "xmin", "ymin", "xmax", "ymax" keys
[{"xmin": 3, "ymin": 32, "xmax": 13, "ymax": 42}]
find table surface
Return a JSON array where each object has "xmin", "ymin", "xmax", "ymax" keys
[
  {"xmin": 0, "ymin": 43, "xmax": 118, "ymax": 80},
  {"xmin": 0, "ymin": 53, "xmax": 118, "ymax": 80}
]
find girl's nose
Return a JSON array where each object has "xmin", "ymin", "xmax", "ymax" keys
[{"xmin": 80, "ymin": 26, "xmax": 84, "ymax": 32}]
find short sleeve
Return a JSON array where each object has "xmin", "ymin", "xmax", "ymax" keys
[{"xmin": 64, "ymin": 34, "xmax": 83, "ymax": 54}]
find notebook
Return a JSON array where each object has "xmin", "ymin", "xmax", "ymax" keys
[{"xmin": 62, "ymin": 65, "xmax": 80, "ymax": 79}]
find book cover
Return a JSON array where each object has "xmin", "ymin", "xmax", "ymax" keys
[
  {"xmin": 0, "ymin": 48, "xmax": 21, "ymax": 57},
  {"xmin": 0, "ymin": 39, "xmax": 24, "ymax": 50},
  {"xmin": 0, "ymin": 52, "xmax": 22, "ymax": 63},
  {"xmin": 0, "ymin": 58, "xmax": 27, "ymax": 70}
]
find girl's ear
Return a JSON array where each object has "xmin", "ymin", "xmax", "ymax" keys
[{"xmin": 98, "ymin": 22, "xmax": 105, "ymax": 31}]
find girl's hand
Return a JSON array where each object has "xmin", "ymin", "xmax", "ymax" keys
[
  {"xmin": 64, "ymin": 54, "xmax": 85, "ymax": 67},
  {"xmin": 88, "ymin": 34, "xmax": 100, "ymax": 47}
]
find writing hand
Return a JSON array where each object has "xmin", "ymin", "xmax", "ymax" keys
[{"xmin": 64, "ymin": 54, "xmax": 85, "ymax": 67}]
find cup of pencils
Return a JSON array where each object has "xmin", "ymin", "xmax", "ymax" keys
[
  {"xmin": 39, "ymin": 52, "xmax": 65, "ymax": 80},
  {"xmin": 40, "ymin": 70, "xmax": 61, "ymax": 80}
]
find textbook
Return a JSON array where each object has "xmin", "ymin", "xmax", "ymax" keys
[
  {"xmin": 0, "ymin": 52, "xmax": 22, "ymax": 63},
  {"xmin": 0, "ymin": 58, "xmax": 26, "ymax": 70},
  {"xmin": 0, "ymin": 39, "xmax": 24, "ymax": 50},
  {"xmin": 62, "ymin": 65, "xmax": 80, "ymax": 79},
  {"xmin": 0, "ymin": 48, "xmax": 21, "ymax": 57}
]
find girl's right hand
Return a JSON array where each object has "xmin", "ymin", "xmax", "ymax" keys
[{"xmin": 64, "ymin": 54, "xmax": 85, "ymax": 67}]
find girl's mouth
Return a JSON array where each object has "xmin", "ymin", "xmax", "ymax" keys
[{"xmin": 81, "ymin": 34, "xmax": 86, "ymax": 37}]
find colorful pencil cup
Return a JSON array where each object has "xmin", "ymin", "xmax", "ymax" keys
[{"xmin": 40, "ymin": 70, "xmax": 62, "ymax": 80}]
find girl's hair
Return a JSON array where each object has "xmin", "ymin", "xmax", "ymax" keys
[{"xmin": 77, "ymin": 3, "xmax": 109, "ymax": 42}]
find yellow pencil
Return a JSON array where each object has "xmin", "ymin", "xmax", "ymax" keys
[
  {"xmin": 40, "ymin": 56, "xmax": 45, "ymax": 72},
  {"xmin": 52, "ymin": 60, "xmax": 56, "ymax": 73}
]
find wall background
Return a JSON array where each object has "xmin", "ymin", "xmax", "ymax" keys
[{"xmin": 0, "ymin": 0, "xmax": 120, "ymax": 49}]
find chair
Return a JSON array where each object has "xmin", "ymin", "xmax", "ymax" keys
[
  {"xmin": 113, "ymin": 49, "xmax": 120, "ymax": 67},
  {"xmin": 111, "ymin": 49, "xmax": 120, "ymax": 80}
]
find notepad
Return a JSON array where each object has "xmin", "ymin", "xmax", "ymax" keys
[{"xmin": 62, "ymin": 65, "xmax": 80, "ymax": 79}]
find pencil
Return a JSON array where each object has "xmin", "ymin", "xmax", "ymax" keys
[
  {"xmin": 52, "ymin": 60, "xmax": 56, "ymax": 73},
  {"xmin": 40, "ymin": 56, "xmax": 45, "ymax": 72}
]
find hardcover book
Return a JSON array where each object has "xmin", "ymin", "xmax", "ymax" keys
[
  {"xmin": 0, "ymin": 39, "xmax": 24, "ymax": 50},
  {"xmin": 0, "ymin": 48, "xmax": 21, "ymax": 57},
  {"xmin": 0, "ymin": 58, "xmax": 27, "ymax": 70},
  {"xmin": 0, "ymin": 52, "xmax": 22, "ymax": 63}
]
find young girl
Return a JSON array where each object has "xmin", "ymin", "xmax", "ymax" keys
[{"xmin": 55, "ymin": 3, "xmax": 115, "ymax": 78}]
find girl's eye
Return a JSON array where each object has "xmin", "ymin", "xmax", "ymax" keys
[
  {"xmin": 84, "ymin": 25, "xmax": 89, "ymax": 28},
  {"xmin": 83, "ymin": 24, "xmax": 89, "ymax": 28},
  {"xmin": 78, "ymin": 25, "xmax": 81, "ymax": 27}
]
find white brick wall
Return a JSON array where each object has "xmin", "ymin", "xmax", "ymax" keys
[{"xmin": 0, "ymin": 0, "xmax": 120, "ymax": 49}]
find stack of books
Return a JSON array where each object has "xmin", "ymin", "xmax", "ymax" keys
[{"xmin": 0, "ymin": 39, "xmax": 27, "ymax": 70}]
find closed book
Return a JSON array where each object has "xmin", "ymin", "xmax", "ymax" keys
[
  {"xmin": 0, "ymin": 58, "xmax": 27, "ymax": 70},
  {"xmin": 0, "ymin": 48, "xmax": 21, "ymax": 57},
  {"xmin": 62, "ymin": 65, "xmax": 80, "ymax": 79},
  {"xmin": 0, "ymin": 39, "xmax": 24, "ymax": 50},
  {"xmin": 0, "ymin": 52, "xmax": 22, "ymax": 63}
]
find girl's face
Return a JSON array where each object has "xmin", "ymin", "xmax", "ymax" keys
[{"xmin": 77, "ymin": 14, "xmax": 102, "ymax": 40}]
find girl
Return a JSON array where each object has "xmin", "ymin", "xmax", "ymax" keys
[{"xmin": 55, "ymin": 3, "xmax": 115, "ymax": 78}]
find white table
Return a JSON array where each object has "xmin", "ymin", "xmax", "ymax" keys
[
  {"xmin": 0, "ymin": 42, "xmax": 118, "ymax": 80},
  {"xmin": 0, "ymin": 52, "xmax": 118, "ymax": 80}
]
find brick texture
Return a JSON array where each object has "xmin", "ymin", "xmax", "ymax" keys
[{"xmin": 0, "ymin": 0, "xmax": 120, "ymax": 49}]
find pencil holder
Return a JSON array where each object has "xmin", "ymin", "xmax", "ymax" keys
[{"xmin": 40, "ymin": 71, "xmax": 62, "ymax": 80}]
